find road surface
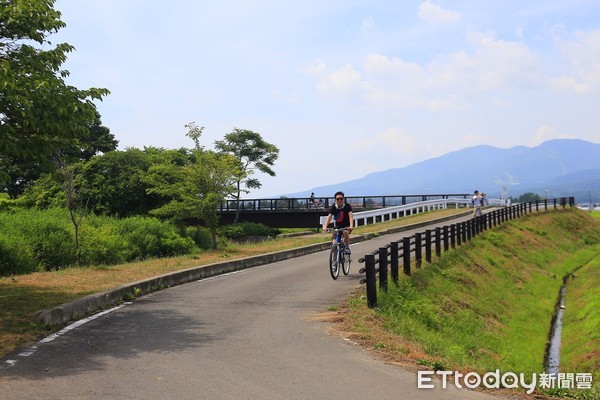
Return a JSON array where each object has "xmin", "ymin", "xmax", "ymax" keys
[{"xmin": 1, "ymin": 214, "xmax": 506, "ymax": 399}]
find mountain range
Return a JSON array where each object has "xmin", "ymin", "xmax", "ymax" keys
[{"xmin": 288, "ymin": 139, "xmax": 600, "ymax": 202}]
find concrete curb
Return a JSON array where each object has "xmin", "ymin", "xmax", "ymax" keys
[{"xmin": 33, "ymin": 210, "xmax": 474, "ymax": 326}]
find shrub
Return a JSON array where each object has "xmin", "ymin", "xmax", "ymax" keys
[
  {"xmin": 0, "ymin": 208, "xmax": 76, "ymax": 270},
  {"xmin": 79, "ymin": 222, "xmax": 130, "ymax": 266},
  {"xmin": 183, "ymin": 226, "xmax": 213, "ymax": 250},
  {"xmin": 0, "ymin": 235, "xmax": 40, "ymax": 276},
  {"xmin": 218, "ymin": 222, "xmax": 280, "ymax": 240},
  {"xmin": 114, "ymin": 216, "xmax": 195, "ymax": 260}
]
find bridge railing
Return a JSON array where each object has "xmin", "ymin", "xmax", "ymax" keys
[
  {"xmin": 320, "ymin": 197, "xmax": 477, "ymax": 227},
  {"xmin": 219, "ymin": 193, "xmax": 470, "ymax": 212},
  {"xmin": 357, "ymin": 197, "xmax": 575, "ymax": 308}
]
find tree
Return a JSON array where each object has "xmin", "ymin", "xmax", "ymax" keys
[
  {"xmin": 0, "ymin": 0, "xmax": 109, "ymax": 187},
  {"xmin": 147, "ymin": 124, "xmax": 239, "ymax": 249},
  {"xmin": 214, "ymin": 128, "xmax": 279, "ymax": 223},
  {"xmin": 0, "ymin": 112, "xmax": 117, "ymax": 198},
  {"xmin": 55, "ymin": 154, "xmax": 86, "ymax": 266},
  {"xmin": 516, "ymin": 192, "xmax": 542, "ymax": 203}
]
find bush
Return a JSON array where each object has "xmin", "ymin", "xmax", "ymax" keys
[
  {"xmin": 183, "ymin": 226, "xmax": 213, "ymax": 250},
  {"xmin": 218, "ymin": 222, "xmax": 280, "ymax": 240},
  {"xmin": 0, "ymin": 235, "xmax": 40, "ymax": 275},
  {"xmin": 114, "ymin": 216, "xmax": 195, "ymax": 260},
  {"xmin": 79, "ymin": 221, "xmax": 130, "ymax": 266},
  {"xmin": 0, "ymin": 209, "xmax": 199, "ymax": 275},
  {"xmin": 0, "ymin": 208, "xmax": 76, "ymax": 271}
]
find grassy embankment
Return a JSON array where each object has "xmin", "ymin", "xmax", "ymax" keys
[
  {"xmin": 0, "ymin": 207, "xmax": 465, "ymax": 358},
  {"xmin": 331, "ymin": 208, "xmax": 600, "ymax": 399}
]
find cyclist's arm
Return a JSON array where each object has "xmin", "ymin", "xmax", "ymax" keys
[
  {"xmin": 347, "ymin": 211, "xmax": 354, "ymax": 232},
  {"xmin": 322, "ymin": 214, "xmax": 332, "ymax": 233}
]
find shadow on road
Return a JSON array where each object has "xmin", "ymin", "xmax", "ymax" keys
[{"xmin": 1, "ymin": 302, "xmax": 216, "ymax": 379}]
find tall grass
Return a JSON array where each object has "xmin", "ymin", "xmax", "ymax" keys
[{"xmin": 0, "ymin": 208, "xmax": 197, "ymax": 275}]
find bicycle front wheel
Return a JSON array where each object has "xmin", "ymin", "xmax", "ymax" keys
[
  {"xmin": 342, "ymin": 249, "xmax": 351, "ymax": 275},
  {"xmin": 329, "ymin": 244, "xmax": 340, "ymax": 280}
]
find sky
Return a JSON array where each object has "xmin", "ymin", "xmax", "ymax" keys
[{"xmin": 52, "ymin": 0, "xmax": 600, "ymax": 198}]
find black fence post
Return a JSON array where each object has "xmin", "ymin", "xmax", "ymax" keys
[
  {"xmin": 466, "ymin": 220, "xmax": 472, "ymax": 241},
  {"xmin": 390, "ymin": 241, "xmax": 399, "ymax": 285},
  {"xmin": 425, "ymin": 229, "xmax": 432, "ymax": 263},
  {"xmin": 450, "ymin": 224, "xmax": 456, "ymax": 248},
  {"xmin": 402, "ymin": 237, "xmax": 411, "ymax": 275},
  {"xmin": 462, "ymin": 220, "xmax": 468, "ymax": 243},
  {"xmin": 435, "ymin": 227, "xmax": 441, "ymax": 257},
  {"xmin": 379, "ymin": 247, "xmax": 388, "ymax": 292},
  {"xmin": 443, "ymin": 225, "xmax": 449, "ymax": 252},
  {"xmin": 414, "ymin": 233, "xmax": 422, "ymax": 269},
  {"xmin": 365, "ymin": 254, "xmax": 377, "ymax": 308}
]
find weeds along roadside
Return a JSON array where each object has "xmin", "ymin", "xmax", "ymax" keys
[{"xmin": 332, "ymin": 209, "xmax": 600, "ymax": 399}]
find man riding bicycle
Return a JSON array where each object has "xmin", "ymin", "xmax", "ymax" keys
[{"xmin": 322, "ymin": 191, "xmax": 354, "ymax": 254}]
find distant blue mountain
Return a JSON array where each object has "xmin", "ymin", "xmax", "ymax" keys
[{"xmin": 287, "ymin": 139, "xmax": 600, "ymax": 201}]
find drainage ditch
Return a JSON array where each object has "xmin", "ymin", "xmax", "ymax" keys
[{"xmin": 545, "ymin": 284, "xmax": 567, "ymax": 375}]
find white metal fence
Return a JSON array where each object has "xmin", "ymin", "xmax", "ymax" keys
[{"xmin": 320, "ymin": 197, "xmax": 502, "ymax": 227}]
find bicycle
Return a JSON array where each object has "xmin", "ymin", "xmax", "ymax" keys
[{"xmin": 327, "ymin": 228, "xmax": 351, "ymax": 280}]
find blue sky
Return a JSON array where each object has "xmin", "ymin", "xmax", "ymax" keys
[{"xmin": 53, "ymin": 0, "xmax": 600, "ymax": 197}]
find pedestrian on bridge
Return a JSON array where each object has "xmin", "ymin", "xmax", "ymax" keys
[{"xmin": 472, "ymin": 190, "xmax": 483, "ymax": 217}]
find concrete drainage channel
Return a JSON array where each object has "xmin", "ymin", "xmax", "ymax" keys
[{"xmin": 34, "ymin": 210, "xmax": 474, "ymax": 327}]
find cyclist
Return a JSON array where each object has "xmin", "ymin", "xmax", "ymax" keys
[{"xmin": 322, "ymin": 191, "xmax": 354, "ymax": 254}]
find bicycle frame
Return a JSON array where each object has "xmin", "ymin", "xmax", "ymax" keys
[{"xmin": 328, "ymin": 228, "xmax": 350, "ymax": 279}]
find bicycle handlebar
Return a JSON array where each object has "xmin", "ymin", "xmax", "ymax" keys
[{"xmin": 324, "ymin": 227, "xmax": 353, "ymax": 234}]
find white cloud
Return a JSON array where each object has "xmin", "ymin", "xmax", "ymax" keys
[
  {"xmin": 551, "ymin": 28, "xmax": 600, "ymax": 93},
  {"xmin": 315, "ymin": 64, "xmax": 362, "ymax": 96},
  {"xmin": 532, "ymin": 126, "xmax": 577, "ymax": 146},
  {"xmin": 418, "ymin": 1, "xmax": 461, "ymax": 24},
  {"xmin": 311, "ymin": 33, "xmax": 541, "ymax": 111},
  {"xmin": 360, "ymin": 17, "xmax": 375, "ymax": 32},
  {"xmin": 348, "ymin": 127, "xmax": 418, "ymax": 155}
]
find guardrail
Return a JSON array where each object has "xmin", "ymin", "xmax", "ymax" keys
[{"xmin": 357, "ymin": 197, "xmax": 575, "ymax": 308}]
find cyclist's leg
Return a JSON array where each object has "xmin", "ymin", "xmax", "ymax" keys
[{"xmin": 343, "ymin": 229, "xmax": 351, "ymax": 253}]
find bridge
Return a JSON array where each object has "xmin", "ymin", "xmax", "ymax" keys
[{"xmin": 217, "ymin": 193, "xmax": 472, "ymax": 228}]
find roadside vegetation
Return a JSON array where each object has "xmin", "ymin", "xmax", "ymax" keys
[{"xmin": 331, "ymin": 209, "xmax": 600, "ymax": 399}]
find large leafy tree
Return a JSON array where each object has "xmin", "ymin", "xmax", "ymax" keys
[
  {"xmin": 214, "ymin": 128, "xmax": 279, "ymax": 223},
  {"xmin": 0, "ymin": 111, "xmax": 117, "ymax": 198},
  {"xmin": 148, "ymin": 124, "xmax": 239, "ymax": 248},
  {"xmin": 0, "ymin": 0, "xmax": 109, "ymax": 188},
  {"xmin": 20, "ymin": 147, "xmax": 185, "ymax": 217}
]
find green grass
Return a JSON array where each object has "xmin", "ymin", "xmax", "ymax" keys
[
  {"xmin": 555, "ymin": 251, "xmax": 600, "ymax": 399},
  {"xmin": 337, "ymin": 208, "xmax": 600, "ymax": 398}
]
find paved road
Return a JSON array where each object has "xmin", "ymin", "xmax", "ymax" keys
[{"xmin": 1, "ymin": 214, "xmax": 505, "ymax": 399}]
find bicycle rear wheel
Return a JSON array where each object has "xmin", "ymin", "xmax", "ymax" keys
[{"xmin": 329, "ymin": 244, "xmax": 340, "ymax": 280}]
